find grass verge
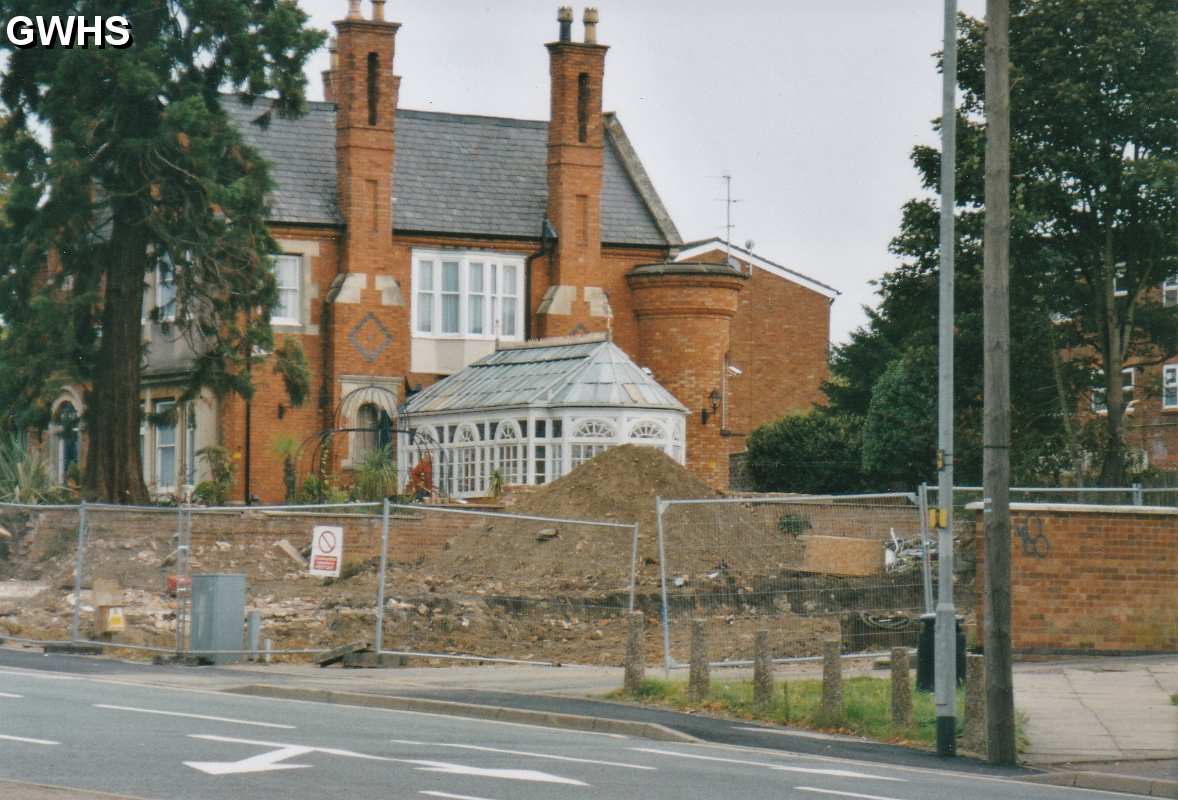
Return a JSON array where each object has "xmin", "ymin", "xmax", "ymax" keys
[{"xmin": 608, "ymin": 676, "xmax": 1025, "ymax": 753}]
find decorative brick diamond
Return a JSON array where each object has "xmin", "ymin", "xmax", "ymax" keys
[{"xmin": 349, "ymin": 312, "xmax": 394, "ymax": 363}]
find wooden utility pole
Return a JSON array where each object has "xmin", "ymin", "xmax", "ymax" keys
[{"xmin": 983, "ymin": 0, "xmax": 1016, "ymax": 765}]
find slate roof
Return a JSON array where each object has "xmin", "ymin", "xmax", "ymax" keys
[
  {"xmin": 222, "ymin": 97, "xmax": 678, "ymax": 246},
  {"xmin": 404, "ymin": 335, "xmax": 688, "ymax": 415}
]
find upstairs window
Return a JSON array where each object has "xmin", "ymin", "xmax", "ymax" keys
[
  {"xmin": 1091, "ymin": 367, "xmax": 1135, "ymax": 413},
  {"xmin": 412, "ymin": 250, "xmax": 523, "ymax": 341},
  {"xmin": 1165, "ymin": 276, "xmax": 1178, "ymax": 308},
  {"xmin": 156, "ymin": 258, "xmax": 177, "ymax": 322},
  {"xmin": 1165, "ymin": 365, "xmax": 1178, "ymax": 410},
  {"xmin": 271, "ymin": 254, "xmax": 301, "ymax": 325}
]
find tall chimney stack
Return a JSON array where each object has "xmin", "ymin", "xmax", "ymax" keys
[{"xmin": 583, "ymin": 7, "xmax": 598, "ymax": 44}]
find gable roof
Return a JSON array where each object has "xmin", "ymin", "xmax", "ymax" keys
[
  {"xmin": 675, "ymin": 238, "xmax": 840, "ymax": 300},
  {"xmin": 222, "ymin": 97, "xmax": 680, "ymax": 247},
  {"xmin": 404, "ymin": 334, "xmax": 688, "ymax": 416}
]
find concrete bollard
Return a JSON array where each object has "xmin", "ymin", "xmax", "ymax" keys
[
  {"xmin": 890, "ymin": 647, "xmax": 913, "ymax": 729},
  {"xmin": 820, "ymin": 639, "xmax": 843, "ymax": 724},
  {"xmin": 781, "ymin": 679, "xmax": 791, "ymax": 722},
  {"xmin": 624, "ymin": 611, "xmax": 645, "ymax": 695},
  {"xmin": 963, "ymin": 653, "xmax": 986, "ymax": 753},
  {"xmin": 688, "ymin": 619, "xmax": 710, "ymax": 703},
  {"xmin": 753, "ymin": 629, "xmax": 774, "ymax": 712}
]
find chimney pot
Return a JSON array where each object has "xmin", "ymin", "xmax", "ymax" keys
[
  {"xmin": 558, "ymin": 6, "xmax": 573, "ymax": 42},
  {"xmin": 583, "ymin": 7, "xmax": 599, "ymax": 44},
  {"xmin": 371, "ymin": 0, "xmax": 385, "ymax": 22},
  {"xmin": 329, "ymin": 37, "xmax": 338, "ymax": 69},
  {"xmin": 347, "ymin": 0, "xmax": 362, "ymax": 19}
]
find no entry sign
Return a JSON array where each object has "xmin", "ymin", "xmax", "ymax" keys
[{"xmin": 309, "ymin": 525, "xmax": 344, "ymax": 577}]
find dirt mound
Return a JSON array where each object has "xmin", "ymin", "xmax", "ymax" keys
[{"xmin": 508, "ymin": 444, "xmax": 720, "ymax": 534}]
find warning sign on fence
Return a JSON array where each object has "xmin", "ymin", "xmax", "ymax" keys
[{"xmin": 309, "ymin": 525, "xmax": 344, "ymax": 578}]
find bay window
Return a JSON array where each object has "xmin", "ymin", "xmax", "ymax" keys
[{"xmin": 412, "ymin": 249, "xmax": 524, "ymax": 341}]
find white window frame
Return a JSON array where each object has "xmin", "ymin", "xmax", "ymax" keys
[
  {"xmin": 410, "ymin": 248, "xmax": 525, "ymax": 342},
  {"xmin": 1165, "ymin": 276, "xmax": 1178, "ymax": 308},
  {"xmin": 271, "ymin": 254, "xmax": 302, "ymax": 326},
  {"xmin": 156, "ymin": 259, "xmax": 177, "ymax": 322},
  {"xmin": 1091, "ymin": 367, "xmax": 1135, "ymax": 414},
  {"xmin": 570, "ymin": 418, "xmax": 616, "ymax": 469},
  {"xmin": 1165, "ymin": 365, "xmax": 1178, "ymax": 410},
  {"xmin": 154, "ymin": 399, "xmax": 177, "ymax": 492},
  {"xmin": 184, "ymin": 401, "xmax": 198, "ymax": 487}
]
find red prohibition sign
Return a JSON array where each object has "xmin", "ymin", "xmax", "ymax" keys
[{"xmin": 317, "ymin": 530, "xmax": 337, "ymax": 554}]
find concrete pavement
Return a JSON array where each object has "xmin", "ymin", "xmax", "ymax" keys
[{"xmin": 1013, "ymin": 655, "xmax": 1178, "ymax": 766}]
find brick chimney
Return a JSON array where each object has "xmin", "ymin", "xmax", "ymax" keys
[
  {"xmin": 334, "ymin": 0, "xmax": 399, "ymax": 248},
  {"xmin": 536, "ymin": 7, "xmax": 610, "ymax": 338},
  {"xmin": 324, "ymin": 1, "xmax": 407, "ymax": 430},
  {"xmin": 322, "ymin": 37, "xmax": 338, "ymax": 102}
]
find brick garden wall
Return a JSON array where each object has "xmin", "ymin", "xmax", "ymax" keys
[{"xmin": 973, "ymin": 503, "xmax": 1178, "ymax": 654}]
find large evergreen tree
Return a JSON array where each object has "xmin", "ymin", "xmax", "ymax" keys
[{"xmin": 0, "ymin": 2, "xmax": 325, "ymax": 502}]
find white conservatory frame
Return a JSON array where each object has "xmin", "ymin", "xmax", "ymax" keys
[{"xmin": 398, "ymin": 408, "xmax": 685, "ymax": 500}]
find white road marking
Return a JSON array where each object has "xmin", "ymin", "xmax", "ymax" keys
[
  {"xmin": 391, "ymin": 739, "xmax": 656, "ymax": 770},
  {"xmin": 733, "ymin": 726, "xmax": 851, "ymax": 741},
  {"xmin": 0, "ymin": 692, "xmax": 23, "ymax": 698},
  {"xmin": 186, "ymin": 734, "xmax": 587, "ymax": 786},
  {"xmin": 95, "ymin": 703, "xmax": 296, "ymax": 729},
  {"xmin": 186, "ymin": 745, "xmax": 314, "ymax": 775},
  {"xmin": 0, "ymin": 734, "xmax": 59, "ymax": 745},
  {"xmin": 0, "ymin": 668, "xmax": 79, "ymax": 680},
  {"xmin": 629, "ymin": 748, "xmax": 904, "ymax": 782},
  {"xmin": 410, "ymin": 760, "xmax": 587, "ymax": 786},
  {"xmin": 420, "ymin": 792, "xmax": 498, "ymax": 800},
  {"xmin": 796, "ymin": 788, "xmax": 908, "ymax": 800}
]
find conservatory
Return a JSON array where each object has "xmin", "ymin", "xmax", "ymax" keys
[{"xmin": 398, "ymin": 334, "xmax": 688, "ymax": 499}]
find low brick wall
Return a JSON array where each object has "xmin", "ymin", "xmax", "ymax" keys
[
  {"xmin": 21, "ymin": 503, "xmax": 504, "ymax": 567},
  {"xmin": 973, "ymin": 503, "xmax": 1178, "ymax": 654}
]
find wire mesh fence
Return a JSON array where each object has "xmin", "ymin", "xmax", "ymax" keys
[
  {"xmin": 0, "ymin": 499, "xmax": 640, "ymax": 666},
  {"xmin": 654, "ymin": 493, "xmax": 928, "ymax": 671},
  {"xmin": 376, "ymin": 503, "xmax": 639, "ymax": 666}
]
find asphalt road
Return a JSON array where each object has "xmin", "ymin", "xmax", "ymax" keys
[{"xmin": 0, "ymin": 659, "xmax": 1140, "ymax": 800}]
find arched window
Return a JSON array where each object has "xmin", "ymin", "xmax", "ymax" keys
[
  {"xmin": 354, "ymin": 403, "xmax": 379, "ymax": 462},
  {"xmin": 628, "ymin": 420, "xmax": 666, "ymax": 442},
  {"xmin": 55, "ymin": 402, "xmax": 79, "ymax": 485},
  {"xmin": 495, "ymin": 421, "xmax": 522, "ymax": 485},
  {"xmin": 454, "ymin": 425, "xmax": 479, "ymax": 495},
  {"xmin": 570, "ymin": 418, "xmax": 616, "ymax": 469}
]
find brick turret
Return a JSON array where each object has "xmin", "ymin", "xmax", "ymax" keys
[
  {"xmin": 536, "ymin": 7, "xmax": 611, "ymax": 337},
  {"xmin": 627, "ymin": 262, "xmax": 748, "ymax": 489}
]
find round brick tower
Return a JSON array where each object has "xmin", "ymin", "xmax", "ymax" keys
[{"xmin": 626, "ymin": 262, "xmax": 747, "ymax": 489}]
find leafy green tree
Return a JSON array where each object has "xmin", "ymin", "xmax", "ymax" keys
[
  {"xmin": 744, "ymin": 410, "xmax": 868, "ymax": 494},
  {"xmin": 952, "ymin": 0, "xmax": 1178, "ymax": 484},
  {"xmin": 0, "ymin": 2, "xmax": 325, "ymax": 502}
]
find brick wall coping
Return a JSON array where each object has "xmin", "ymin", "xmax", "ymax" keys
[{"xmin": 964, "ymin": 501, "xmax": 1178, "ymax": 516}]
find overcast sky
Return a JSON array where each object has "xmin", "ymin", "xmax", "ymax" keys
[{"xmin": 299, "ymin": 1, "xmax": 988, "ymax": 344}]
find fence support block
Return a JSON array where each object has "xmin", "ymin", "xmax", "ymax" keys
[{"xmin": 821, "ymin": 639, "xmax": 843, "ymax": 724}]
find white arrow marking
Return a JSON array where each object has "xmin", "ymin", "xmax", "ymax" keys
[
  {"xmin": 796, "ymin": 788, "xmax": 907, "ymax": 800},
  {"xmin": 391, "ymin": 739, "xmax": 656, "ymax": 770},
  {"xmin": 409, "ymin": 760, "xmax": 586, "ymax": 786},
  {"xmin": 0, "ymin": 734, "xmax": 59, "ymax": 745},
  {"xmin": 629, "ymin": 748, "xmax": 904, "ymax": 781},
  {"xmin": 185, "ymin": 745, "xmax": 314, "ymax": 775},
  {"xmin": 186, "ymin": 735, "xmax": 587, "ymax": 786},
  {"xmin": 96, "ymin": 704, "xmax": 295, "ymax": 729},
  {"xmin": 0, "ymin": 692, "xmax": 23, "ymax": 698},
  {"xmin": 420, "ymin": 792, "xmax": 499, "ymax": 800}
]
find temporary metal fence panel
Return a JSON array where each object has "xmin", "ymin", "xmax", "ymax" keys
[
  {"xmin": 376, "ymin": 503, "xmax": 640, "ymax": 666},
  {"xmin": 655, "ymin": 493, "xmax": 927, "ymax": 671}
]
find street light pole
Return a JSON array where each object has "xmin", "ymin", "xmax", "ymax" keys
[{"xmin": 935, "ymin": 0, "xmax": 959, "ymax": 759}]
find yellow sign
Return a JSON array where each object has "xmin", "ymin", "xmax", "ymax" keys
[{"xmin": 105, "ymin": 606, "xmax": 125, "ymax": 633}]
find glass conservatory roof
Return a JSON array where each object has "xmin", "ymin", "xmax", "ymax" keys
[{"xmin": 404, "ymin": 334, "xmax": 689, "ymax": 415}]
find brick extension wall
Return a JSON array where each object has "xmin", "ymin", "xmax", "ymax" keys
[{"xmin": 973, "ymin": 503, "xmax": 1178, "ymax": 654}]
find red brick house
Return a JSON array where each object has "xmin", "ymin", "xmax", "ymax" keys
[{"xmin": 43, "ymin": 4, "xmax": 837, "ymax": 501}]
